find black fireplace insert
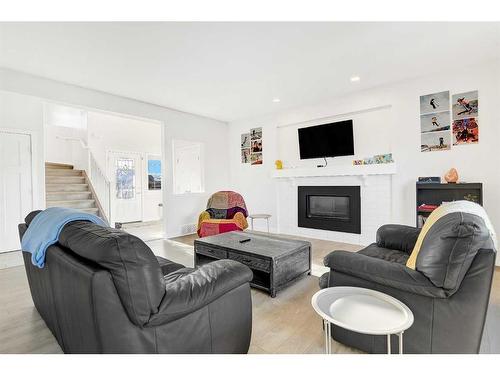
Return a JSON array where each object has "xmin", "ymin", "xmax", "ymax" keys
[{"xmin": 298, "ymin": 186, "xmax": 361, "ymax": 234}]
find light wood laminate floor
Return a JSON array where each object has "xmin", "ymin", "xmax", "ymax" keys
[{"xmin": 1, "ymin": 232, "xmax": 498, "ymax": 354}]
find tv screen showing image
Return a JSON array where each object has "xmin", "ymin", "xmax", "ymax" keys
[{"xmin": 298, "ymin": 120, "xmax": 354, "ymax": 159}]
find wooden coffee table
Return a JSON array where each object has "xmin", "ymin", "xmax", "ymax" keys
[{"xmin": 194, "ymin": 231, "xmax": 311, "ymax": 297}]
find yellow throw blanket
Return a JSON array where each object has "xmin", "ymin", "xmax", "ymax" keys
[{"xmin": 407, "ymin": 200, "xmax": 497, "ymax": 269}]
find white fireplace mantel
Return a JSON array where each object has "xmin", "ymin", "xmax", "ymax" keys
[{"xmin": 271, "ymin": 163, "xmax": 397, "ymax": 179}]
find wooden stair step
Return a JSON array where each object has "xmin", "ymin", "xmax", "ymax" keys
[
  {"xmin": 45, "ymin": 169, "xmax": 83, "ymax": 176},
  {"xmin": 46, "ymin": 184, "xmax": 89, "ymax": 192},
  {"xmin": 45, "ymin": 162, "xmax": 74, "ymax": 169},
  {"xmin": 46, "ymin": 191, "xmax": 92, "ymax": 201},
  {"xmin": 44, "ymin": 162, "xmax": 104, "ymax": 220},
  {"xmin": 79, "ymin": 207, "xmax": 100, "ymax": 215},
  {"xmin": 45, "ymin": 176, "xmax": 86, "ymax": 184},
  {"xmin": 46, "ymin": 199, "xmax": 96, "ymax": 209}
]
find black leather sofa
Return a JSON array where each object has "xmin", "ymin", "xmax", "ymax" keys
[
  {"xmin": 320, "ymin": 213, "xmax": 496, "ymax": 354},
  {"xmin": 19, "ymin": 211, "xmax": 253, "ymax": 354}
]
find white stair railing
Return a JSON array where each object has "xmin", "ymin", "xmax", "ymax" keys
[
  {"xmin": 54, "ymin": 135, "xmax": 112, "ymax": 224},
  {"xmin": 88, "ymin": 152, "xmax": 112, "ymax": 224}
]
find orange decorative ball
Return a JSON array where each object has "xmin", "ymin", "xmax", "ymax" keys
[{"xmin": 444, "ymin": 168, "xmax": 459, "ymax": 183}]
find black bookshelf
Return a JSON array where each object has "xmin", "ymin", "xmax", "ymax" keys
[{"xmin": 416, "ymin": 183, "xmax": 483, "ymax": 228}]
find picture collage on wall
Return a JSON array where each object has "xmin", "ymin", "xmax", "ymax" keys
[
  {"xmin": 419, "ymin": 91, "xmax": 451, "ymax": 152},
  {"xmin": 419, "ymin": 90, "xmax": 479, "ymax": 152},
  {"xmin": 241, "ymin": 127, "xmax": 263, "ymax": 165},
  {"xmin": 452, "ymin": 91, "xmax": 479, "ymax": 145}
]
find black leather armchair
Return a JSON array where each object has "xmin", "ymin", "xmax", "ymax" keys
[
  {"xmin": 320, "ymin": 216, "xmax": 496, "ymax": 354},
  {"xmin": 19, "ymin": 211, "xmax": 253, "ymax": 354}
]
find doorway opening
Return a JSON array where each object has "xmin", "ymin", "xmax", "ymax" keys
[{"xmin": 43, "ymin": 103, "xmax": 165, "ymax": 242}]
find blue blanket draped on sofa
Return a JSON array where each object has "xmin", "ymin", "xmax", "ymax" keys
[{"xmin": 21, "ymin": 207, "xmax": 108, "ymax": 268}]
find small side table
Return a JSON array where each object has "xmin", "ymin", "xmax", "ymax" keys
[
  {"xmin": 248, "ymin": 214, "xmax": 272, "ymax": 232},
  {"xmin": 311, "ymin": 286, "xmax": 414, "ymax": 354}
]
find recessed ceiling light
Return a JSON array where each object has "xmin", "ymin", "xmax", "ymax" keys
[
  {"xmin": 272, "ymin": 98, "xmax": 281, "ymax": 103},
  {"xmin": 350, "ymin": 76, "xmax": 361, "ymax": 83}
]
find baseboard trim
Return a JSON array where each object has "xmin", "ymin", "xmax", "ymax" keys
[
  {"xmin": 0, "ymin": 249, "xmax": 24, "ymax": 269},
  {"xmin": 166, "ymin": 231, "xmax": 197, "ymax": 239}
]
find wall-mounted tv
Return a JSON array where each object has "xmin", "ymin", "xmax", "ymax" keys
[{"xmin": 298, "ymin": 120, "xmax": 354, "ymax": 159}]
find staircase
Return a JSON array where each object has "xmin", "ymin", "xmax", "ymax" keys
[{"xmin": 45, "ymin": 162, "xmax": 103, "ymax": 218}]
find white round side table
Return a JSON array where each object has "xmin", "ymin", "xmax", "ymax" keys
[
  {"xmin": 311, "ymin": 286, "xmax": 414, "ymax": 354},
  {"xmin": 248, "ymin": 214, "xmax": 272, "ymax": 232}
]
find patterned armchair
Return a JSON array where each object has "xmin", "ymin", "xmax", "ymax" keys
[{"xmin": 197, "ymin": 191, "xmax": 249, "ymax": 238}]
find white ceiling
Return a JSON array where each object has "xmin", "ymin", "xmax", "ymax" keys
[{"xmin": 1, "ymin": 22, "xmax": 499, "ymax": 122}]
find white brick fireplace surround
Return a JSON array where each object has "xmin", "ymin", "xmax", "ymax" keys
[{"xmin": 274, "ymin": 166, "xmax": 396, "ymax": 246}]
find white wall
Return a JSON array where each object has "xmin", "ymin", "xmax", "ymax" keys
[
  {"xmin": 229, "ymin": 61, "xmax": 500, "ymax": 260},
  {"xmin": 44, "ymin": 103, "xmax": 88, "ymax": 166},
  {"xmin": 0, "ymin": 68, "xmax": 230, "ymax": 238},
  {"xmin": 44, "ymin": 126, "xmax": 87, "ymax": 166},
  {"xmin": 277, "ymin": 106, "xmax": 393, "ymax": 169}
]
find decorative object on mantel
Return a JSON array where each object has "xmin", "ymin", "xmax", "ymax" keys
[
  {"xmin": 420, "ymin": 91, "xmax": 451, "ymax": 152},
  {"xmin": 271, "ymin": 162, "xmax": 397, "ymax": 179},
  {"xmin": 444, "ymin": 168, "xmax": 459, "ymax": 183},
  {"xmin": 275, "ymin": 160, "xmax": 283, "ymax": 170},
  {"xmin": 353, "ymin": 153, "xmax": 394, "ymax": 165},
  {"xmin": 417, "ymin": 176, "xmax": 441, "ymax": 184},
  {"xmin": 452, "ymin": 90, "xmax": 479, "ymax": 146}
]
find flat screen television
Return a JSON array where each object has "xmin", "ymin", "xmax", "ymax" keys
[{"xmin": 298, "ymin": 120, "xmax": 354, "ymax": 159}]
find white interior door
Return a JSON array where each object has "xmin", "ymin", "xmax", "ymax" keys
[
  {"xmin": 0, "ymin": 131, "xmax": 33, "ymax": 253},
  {"xmin": 108, "ymin": 151, "xmax": 143, "ymax": 223}
]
